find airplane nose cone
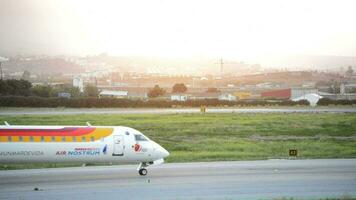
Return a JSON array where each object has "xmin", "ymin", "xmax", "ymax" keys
[
  {"xmin": 151, "ymin": 141, "xmax": 170, "ymax": 158},
  {"xmin": 161, "ymin": 147, "xmax": 170, "ymax": 158}
]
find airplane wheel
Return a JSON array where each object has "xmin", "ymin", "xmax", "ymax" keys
[{"xmin": 139, "ymin": 168, "xmax": 148, "ymax": 176}]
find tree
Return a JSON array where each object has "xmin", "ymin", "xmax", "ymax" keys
[
  {"xmin": 327, "ymin": 80, "xmax": 341, "ymax": 94},
  {"xmin": 172, "ymin": 83, "xmax": 187, "ymax": 93},
  {"xmin": 0, "ymin": 80, "xmax": 9, "ymax": 95},
  {"xmin": 31, "ymin": 85, "xmax": 52, "ymax": 97},
  {"xmin": 206, "ymin": 87, "xmax": 220, "ymax": 93},
  {"xmin": 348, "ymin": 87, "xmax": 356, "ymax": 93},
  {"xmin": 346, "ymin": 66, "xmax": 354, "ymax": 78},
  {"xmin": 51, "ymin": 85, "xmax": 81, "ymax": 98},
  {"xmin": 22, "ymin": 70, "xmax": 31, "ymax": 80},
  {"xmin": 0, "ymin": 79, "xmax": 32, "ymax": 96},
  {"xmin": 67, "ymin": 86, "xmax": 81, "ymax": 97},
  {"xmin": 84, "ymin": 84, "xmax": 99, "ymax": 97},
  {"xmin": 148, "ymin": 85, "xmax": 165, "ymax": 98}
]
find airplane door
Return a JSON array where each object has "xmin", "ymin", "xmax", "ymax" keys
[{"xmin": 112, "ymin": 135, "xmax": 124, "ymax": 156}]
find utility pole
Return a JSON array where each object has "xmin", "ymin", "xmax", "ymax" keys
[
  {"xmin": 219, "ymin": 58, "xmax": 224, "ymax": 76},
  {"xmin": 215, "ymin": 58, "xmax": 224, "ymax": 77}
]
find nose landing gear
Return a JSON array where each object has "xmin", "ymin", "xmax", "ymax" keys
[
  {"xmin": 137, "ymin": 162, "xmax": 149, "ymax": 176},
  {"xmin": 139, "ymin": 168, "xmax": 147, "ymax": 176}
]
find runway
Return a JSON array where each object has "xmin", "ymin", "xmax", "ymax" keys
[
  {"xmin": 1, "ymin": 107, "xmax": 356, "ymax": 115},
  {"xmin": 0, "ymin": 159, "xmax": 355, "ymax": 200}
]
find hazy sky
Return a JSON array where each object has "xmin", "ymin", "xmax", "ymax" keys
[{"xmin": 0, "ymin": 0, "xmax": 355, "ymax": 58}]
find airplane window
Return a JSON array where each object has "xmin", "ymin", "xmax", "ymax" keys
[
  {"xmin": 8, "ymin": 136, "xmax": 12, "ymax": 142},
  {"xmin": 72, "ymin": 136, "xmax": 76, "ymax": 142},
  {"xmin": 19, "ymin": 136, "xmax": 23, "ymax": 142},
  {"xmin": 51, "ymin": 136, "xmax": 55, "ymax": 142},
  {"xmin": 90, "ymin": 136, "xmax": 95, "ymax": 142},
  {"xmin": 41, "ymin": 136, "xmax": 45, "ymax": 142},
  {"xmin": 135, "ymin": 134, "xmax": 148, "ymax": 141},
  {"xmin": 125, "ymin": 131, "xmax": 130, "ymax": 135},
  {"xmin": 30, "ymin": 136, "xmax": 34, "ymax": 142},
  {"xmin": 62, "ymin": 137, "xmax": 66, "ymax": 142},
  {"xmin": 82, "ymin": 137, "xmax": 86, "ymax": 142}
]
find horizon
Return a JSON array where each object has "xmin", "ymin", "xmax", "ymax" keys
[{"xmin": 1, "ymin": 54, "xmax": 356, "ymax": 72}]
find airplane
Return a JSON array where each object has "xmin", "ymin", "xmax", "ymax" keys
[{"xmin": 0, "ymin": 122, "xmax": 169, "ymax": 176}]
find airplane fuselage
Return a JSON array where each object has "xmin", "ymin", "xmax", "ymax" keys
[{"xmin": 0, "ymin": 125, "xmax": 169, "ymax": 168}]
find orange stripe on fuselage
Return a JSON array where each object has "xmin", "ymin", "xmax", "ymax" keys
[
  {"xmin": 0, "ymin": 127, "xmax": 114, "ymax": 142},
  {"xmin": 0, "ymin": 127, "xmax": 95, "ymax": 136}
]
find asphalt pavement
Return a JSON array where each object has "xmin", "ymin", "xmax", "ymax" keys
[{"xmin": 0, "ymin": 159, "xmax": 355, "ymax": 200}]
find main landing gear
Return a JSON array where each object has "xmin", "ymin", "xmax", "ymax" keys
[{"xmin": 137, "ymin": 162, "xmax": 152, "ymax": 176}]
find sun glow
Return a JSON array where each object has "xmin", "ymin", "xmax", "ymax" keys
[{"xmin": 1, "ymin": 0, "xmax": 356, "ymax": 58}]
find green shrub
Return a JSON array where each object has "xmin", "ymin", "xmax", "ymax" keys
[{"xmin": 0, "ymin": 96, "xmax": 312, "ymax": 108}]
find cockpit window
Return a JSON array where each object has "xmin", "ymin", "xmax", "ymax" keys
[{"xmin": 134, "ymin": 134, "xmax": 148, "ymax": 141}]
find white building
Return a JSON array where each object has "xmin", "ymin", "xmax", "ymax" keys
[
  {"xmin": 292, "ymin": 93, "xmax": 322, "ymax": 107},
  {"xmin": 99, "ymin": 90, "xmax": 128, "ymax": 98},
  {"xmin": 291, "ymin": 88, "xmax": 318, "ymax": 99},
  {"xmin": 218, "ymin": 93, "xmax": 237, "ymax": 101},
  {"xmin": 73, "ymin": 76, "xmax": 84, "ymax": 92},
  {"xmin": 171, "ymin": 94, "xmax": 189, "ymax": 101}
]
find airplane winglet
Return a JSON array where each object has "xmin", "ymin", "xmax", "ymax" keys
[
  {"xmin": 86, "ymin": 122, "xmax": 92, "ymax": 126},
  {"xmin": 4, "ymin": 121, "xmax": 10, "ymax": 126}
]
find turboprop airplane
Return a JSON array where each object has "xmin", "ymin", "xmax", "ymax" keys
[{"xmin": 0, "ymin": 122, "xmax": 169, "ymax": 176}]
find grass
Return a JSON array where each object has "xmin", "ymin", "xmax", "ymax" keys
[
  {"xmin": 271, "ymin": 197, "xmax": 356, "ymax": 200},
  {"xmin": 0, "ymin": 113, "xmax": 355, "ymax": 169}
]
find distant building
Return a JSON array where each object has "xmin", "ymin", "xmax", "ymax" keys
[
  {"xmin": 292, "ymin": 94, "xmax": 322, "ymax": 107},
  {"xmin": 218, "ymin": 93, "xmax": 237, "ymax": 101},
  {"xmin": 234, "ymin": 92, "xmax": 252, "ymax": 100},
  {"xmin": 128, "ymin": 91, "xmax": 148, "ymax": 100},
  {"xmin": 344, "ymin": 83, "xmax": 356, "ymax": 93},
  {"xmin": 73, "ymin": 76, "xmax": 84, "ymax": 92},
  {"xmin": 97, "ymin": 86, "xmax": 149, "ymax": 100},
  {"xmin": 261, "ymin": 88, "xmax": 318, "ymax": 100},
  {"xmin": 99, "ymin": 90, "xmax": 128, "ymax": 98},
  {"xmin": 171, "ymin": 94, "xmax": 189, "ymax": 101},
  {"xmin": 302, "ymin": 82, "xmax": 316, "ymax": 88},
  {"xmin": 261, "ymin": 89, "xmax": 291, "ymax": 99},
  {"xmin": 319, "ymin": 92, "xmax": 356, "ymax": 100},
  {"xmin": 189, "ymin": 92, "xmax": 219, "ymax": 100},
  {"xmin": 291, "ymin": 88, "xmax": 318, "ymax": 99},
  {"xmin": 256, "ymin": 82, "xmax": 275, "ymax": 89}
]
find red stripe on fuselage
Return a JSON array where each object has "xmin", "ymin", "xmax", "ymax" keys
[{"xmin": 0, "ymin": 127, "xmax": 95, "ymax": 136}]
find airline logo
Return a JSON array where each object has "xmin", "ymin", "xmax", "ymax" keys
[
  {"xmin": 134, "ymin": 144, "xmax": 142, "ymax": 152},
  {"xmin": 56, "ymin": 147, "xmax": 101, "ymax": 156},
  {"xmin": 134, "ymin": 144, "xmax": 148, "ymax": 153}
]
